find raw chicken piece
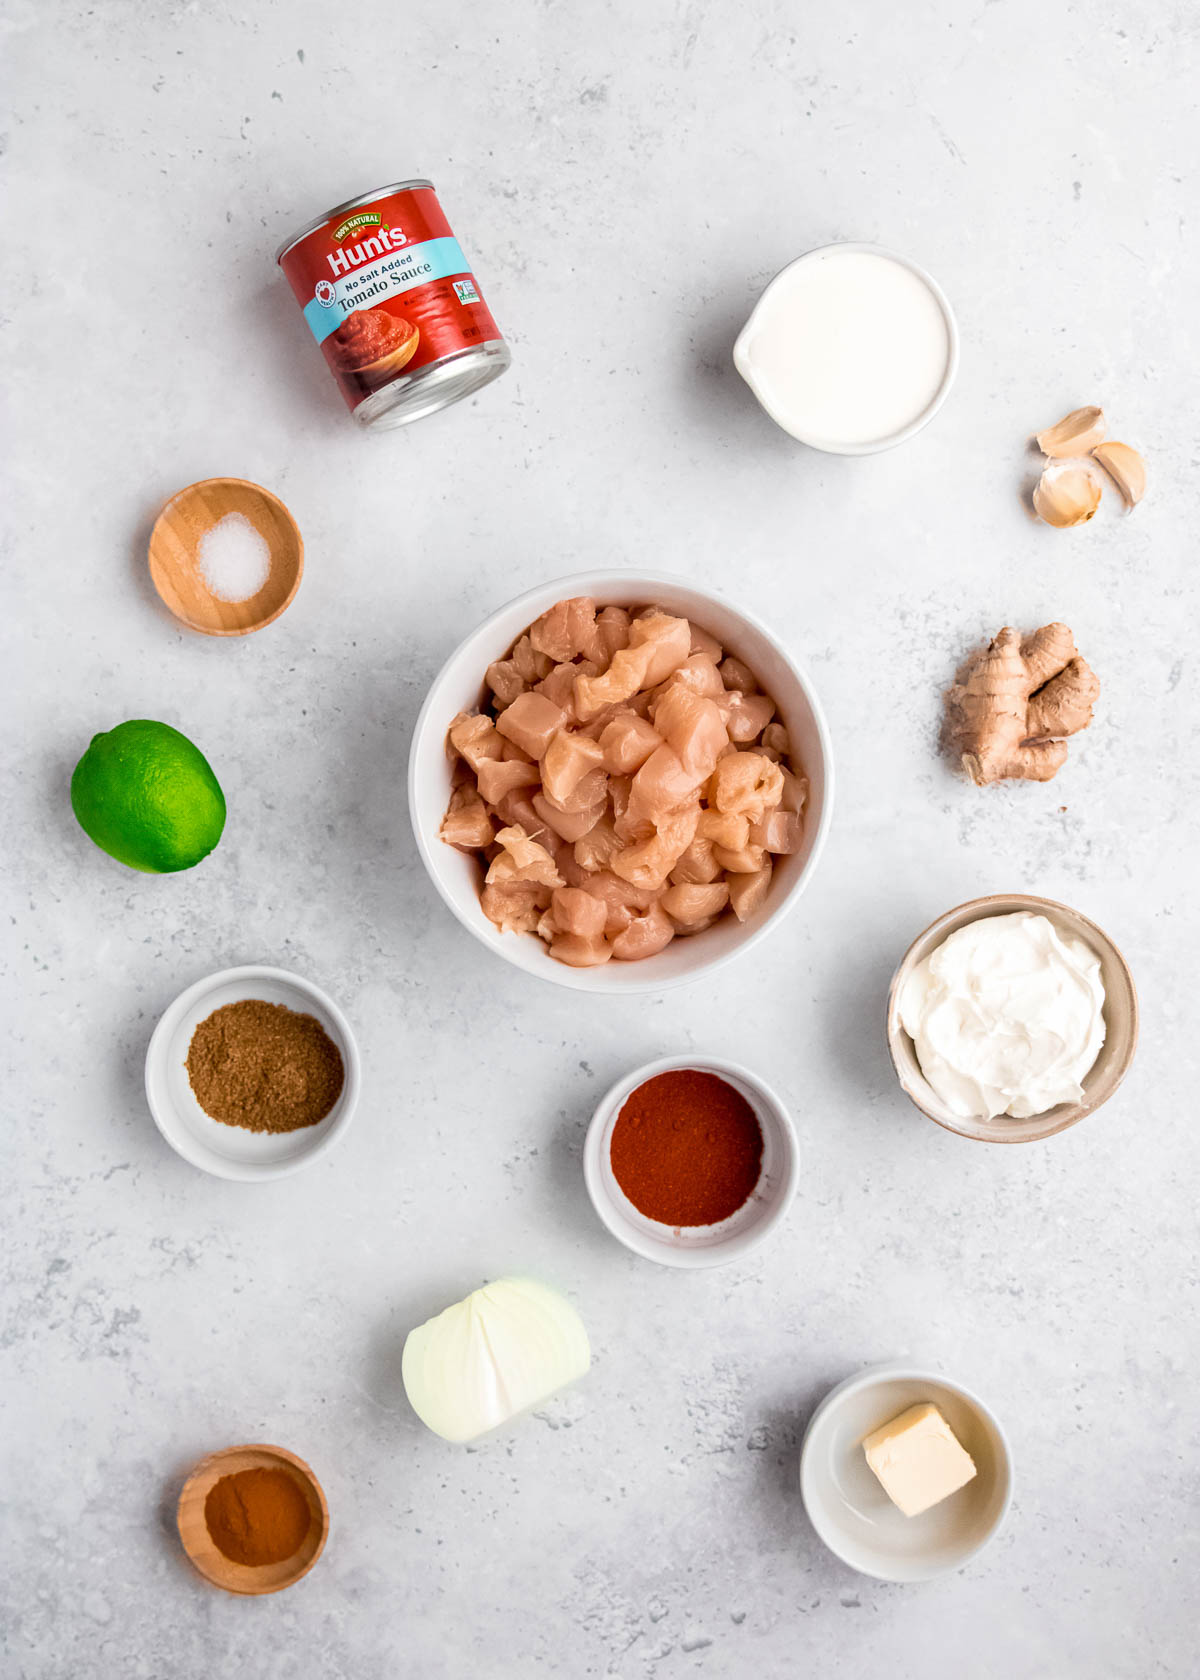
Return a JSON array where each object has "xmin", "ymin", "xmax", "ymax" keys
[
  {"xmin": 708, "ymin": 752, "xmax": 783, "ymax": 823},
  {"xmin": 612, "ymin": 802, "xmax": 700, "ymax": 892},
  {"xmin": 542, "ymin": 887, "xmax": 612, "ymax": 965},
  {"xmin": 476, "ymin": 758, "xmax": 541, "ymax": 805},
  {"xmin": 689, "ymin": 624, "xmax": 723, "ymax": 662},
  {"xmin": 495, "ymin": 692, "xmax": 567, "ymax": 758},
  {"xmin": 449, "ymin": 712, "xmax": 505, "ymax": 772},
  {"xmin": 657, "ymin": 654, "xmax": 724, "ymax": 700},
  {"xmin": 611, "ymin": 901, "xmax": 675, "ymax": 961},
  {"xmin": 661, "ymin": 881, "xmax": 730, "ymax": 928},
  {"xmin": 669, "ymin": 836, "xmax": 721, "ymax": 885},
  {"xmin": 539, "ymin": 766, "xmax": 609, "ymax": 815},
  {"xmin": 532, "ymin": 792, "xmax": 606, "ymax": 844},
  {"xmin": 760, "ymin": 722, "xmax": 790, "ymax": 761},
  {"xmin": 439, "ymin": 785, "xmax": 495, "ymax": 851},
  {"xmin": 727, "ymin": 858, "xmax": 773, "ymax": 921},
  {"xmin": 572, "ymin": 869, "xmax": 656, "ymax": 937},
  {"xmin": 697, "ymin": 808, "xmax": 750, "ymax": 850},
  {"xmin": 481, "ymin": 880, "xmax": 550, "ymax": 934},
  {"xmin": 512, "ymin": 634, "xmax": 553, "ymax": 683},
  {"xmin": 627, "ymin": 746, "xmax": 702, "ymax": 833},
  {"xmin": 779, "ymin": 768, "xmax": 808, "ymax": 814},
  {"xmin": 537, "ymin": 659, "xmax": 599, "ymax": 715},
  {"xmin": 541, "ymin": 730, "xmax": 605, "ymax": 806},
  {"xmin": 723, "ymin": 691, "xmax": 776, "ymax": 744},
  {"xmin": 609, "ymin": 775, "xmax": 646, "ymax": 844},
  {"xmin": 599, "ymin": 714, "xmax": 663, "ymax": 776},
  {"xmin": 530, "ymin": 597, "xmax": 605, "ymax": 664},
  {"xmin": 485, "ymin": 825, "xmax": 564, "ymax": 889},
  {"xmin": 719, "ymin": 656, "xmax": 759, "ymax": 693},
  {"xmin": 574, "ymin": 643, "xmax": 653, "ymax": 721},
  {"xmin": 749, "ymin": 810, "xmax": 804, "ymax": 854},
  {"xmin": 627, "ymin": 611, "xmax": 692, "ymax": 687},
  {"xmin": 492, "ymin": 786, "xmax": 542, "ymax": 836},
  {"xmin": 650, "ymin": 686, "xmax": 728, "ymax": 781},
  {"xmin": 547, "ymin": 886, "xmax": 607, "ymax": 939},
  {"xmin": 574, "ymin": 813, "xmax": 624, "ymax": 873},
  {"xmin": 549, "ymin": 933, "xmax": 613, "ymax": 968},
  {"xmin": 486, "ymin": 660, "xmax": 527, "ymax": 709},
  {"xmin": 596, "ymin": 605, "xmax": 631, "ymax": 661},
  {"xmin": 713, "ymin": 841, "xmax": 767, "ymax": 873}
]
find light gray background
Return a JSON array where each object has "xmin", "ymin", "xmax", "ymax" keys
[{"xmin": 3, "ymin": 2, "xmax": 1197, "ymax": 1676}]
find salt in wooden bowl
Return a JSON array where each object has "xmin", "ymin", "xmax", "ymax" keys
[{"xmin": 148, "ymin": 476, "xmax": 303, "ymax": 636}]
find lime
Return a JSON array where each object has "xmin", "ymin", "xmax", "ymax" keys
[{"xmin": 70, "ymin": 720, "xmax": 226, "ymax": 873}]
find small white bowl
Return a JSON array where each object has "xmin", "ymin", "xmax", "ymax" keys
[
  {"xmin": 144, "ymin": 965, "xmax": 361, "ymax": 1181},
  {"xmin": 734, "ymin": 242, "xmax": 960, "ymax": 455},
  {"xmin": 408, "ymin": 570, "xmax": 834, "ymax": 993},
  {"xmin": 800, "ymin": 1363, "xmax": 1013, "ymax": 1581},
  {"xmin": 582, "ymin": 1055, "xmax": 799, "ymax": 1267}
]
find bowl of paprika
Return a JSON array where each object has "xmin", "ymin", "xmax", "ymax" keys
[{"xmin": 583, "ymin": 1054, "xmax": 800, "ymax": 1267}]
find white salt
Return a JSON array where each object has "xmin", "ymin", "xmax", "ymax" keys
[{"xmin": 197, "ymin": 512, "xmax": 271, "ymax": 603}]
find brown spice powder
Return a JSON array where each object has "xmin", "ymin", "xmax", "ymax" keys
[
  {"xmin": 204, "ymin": 1466, "xmax": 313, "ymax": 1567},
  {"xmin": 186, "ymin": 999, "xmax": 345, "ymax": 1134}
]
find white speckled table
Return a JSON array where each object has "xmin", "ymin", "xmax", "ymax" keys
[{"xmin": 3, "ymin": 3, "xmax": 1198, "ymax": 1676}]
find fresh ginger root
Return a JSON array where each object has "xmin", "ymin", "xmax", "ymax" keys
[{"xmin": 947, "ymin": 623, "xmax": 1100, "ymax": 786}]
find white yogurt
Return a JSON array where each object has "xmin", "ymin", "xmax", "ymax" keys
[
  {"xmin": 899, "ymin": 912, "xmax": 1106, "ymax": 1121},
  {"xmin": 734, "ymin": 246, "xmax": 956, "ymax": 452}
]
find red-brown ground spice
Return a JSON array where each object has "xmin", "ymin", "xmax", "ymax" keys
[
  {"xmin": 204, "ymin": 1467, "xmax": 312, "ymax": 1567},
  {"xmin": 610, "ymin": 1069, "xmax": 763, "ymax": 1227}
]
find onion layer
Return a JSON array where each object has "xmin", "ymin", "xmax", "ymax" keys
[{"xmin": 401, "ymin": 1277, "xmax": 590, "ymax": 1443}]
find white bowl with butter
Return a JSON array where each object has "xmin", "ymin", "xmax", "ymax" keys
[
  {"xmin": 887, "ymin": 894, "xmax": 1138, "ymax": 1145},
  {"xmin": 800, "ymin": 1363, "xmax": 1012, "ymax": 1582},
  {"xmin": 734, "ymin": 244, "xmax": 959, "ymax": 455}
]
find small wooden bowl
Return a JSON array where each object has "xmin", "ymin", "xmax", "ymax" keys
[
  {"xmin": 886, "ymin": 893, "xmax": 1138, "ymax": 1144},
  {"xmin": 177, "ymin": 1443, "xmax": 328, "ymax": 1595},
  {"xmin": 149, "ymin": 477, "xmax": 303, "ymax": 636}
]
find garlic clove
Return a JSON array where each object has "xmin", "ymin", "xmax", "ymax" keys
[
  {"xmin": 1092, "ymin": 440, "xmax": 1146, "ymax": 509},
  {"xmin": 1032, "ymin": 461, "xmax": 1102, "ymax": 528},
  {"xmin": 1036, "ymin": 405, "xmax": 1107, "ymax": 457}
]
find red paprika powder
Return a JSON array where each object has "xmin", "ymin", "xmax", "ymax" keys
[{"xmin": 610, "ymin": 1069, "xmax": 763, "ymax": 1227}]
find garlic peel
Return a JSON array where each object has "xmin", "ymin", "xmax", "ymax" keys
[
  {"xmin": 1036, "ymin": 406, "xmax": 1106, "ymax": 457},
  {"xmin": 1033, "ymin": 461, "xmax": 1101, "ymax": 528},
  {"xmin": 1092, "ymin": 441, "xmax": 1146, "ymax": 509}
]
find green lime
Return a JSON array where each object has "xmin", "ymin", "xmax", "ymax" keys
[{"xmin": 70, "ymin": 719, "xmax": 226, "ymax": 873}]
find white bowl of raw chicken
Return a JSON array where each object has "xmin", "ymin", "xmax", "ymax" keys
[{"xmin": 408, "ymin": 571, "xmax": 834, "ymax": 993}]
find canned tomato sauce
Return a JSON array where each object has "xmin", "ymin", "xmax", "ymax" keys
[{"xmin": 276, "ymin": 179, "xmax": 511, "ymax": 430}]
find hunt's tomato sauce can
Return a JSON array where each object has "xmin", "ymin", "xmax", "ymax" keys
[{"xmin": 276, "ymin": 179, "xmax": 511, "ymax": 430}]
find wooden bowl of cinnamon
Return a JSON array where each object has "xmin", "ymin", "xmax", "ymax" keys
[{"xmin": 177, "ymin": 1443, "xmax": 329, "ymax": 1595}]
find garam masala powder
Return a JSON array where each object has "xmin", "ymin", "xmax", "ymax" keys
[{"xmin": 186, "ymin": 999, "xmax": 344, "ymax": 1134}]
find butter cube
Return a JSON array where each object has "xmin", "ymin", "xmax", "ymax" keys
[{"xmin": 862, "ymin": 1402, "xmax": 977, "ymax": 1517}]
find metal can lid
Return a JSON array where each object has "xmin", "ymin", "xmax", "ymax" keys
[{"xmin": 274, "ymin": 179, "xmax": 435, "ymax": 265}]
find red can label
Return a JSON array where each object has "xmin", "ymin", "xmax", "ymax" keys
[{"xmin": 277, "ymin": 184, "xmax": 504, "ymax": 414}]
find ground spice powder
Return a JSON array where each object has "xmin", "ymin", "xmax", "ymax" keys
[
  {"xmin": 610, "ymin": 1068, "xmax": 764, "ymax": 1227},
  {"xmin": 186, "ymin": 999, "xmax": 344, "ymax": 1133},
  {"xmin": 204, "ymin": 1467, "xmax": 313, "ymax": 1567}
]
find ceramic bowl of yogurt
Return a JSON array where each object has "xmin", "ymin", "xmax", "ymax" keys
[
  {"xmin": 886, "ymin": 894, "xmax": 1138, "ymax": 1144},
  {"xmin": 734, "ymin": 243, "xmax": 959, "ymax": 455}
]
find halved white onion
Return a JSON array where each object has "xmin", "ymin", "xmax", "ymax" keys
[{"xmin": 401, "ymin": 1277, "xmax": 590, "ymax": 1443}]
